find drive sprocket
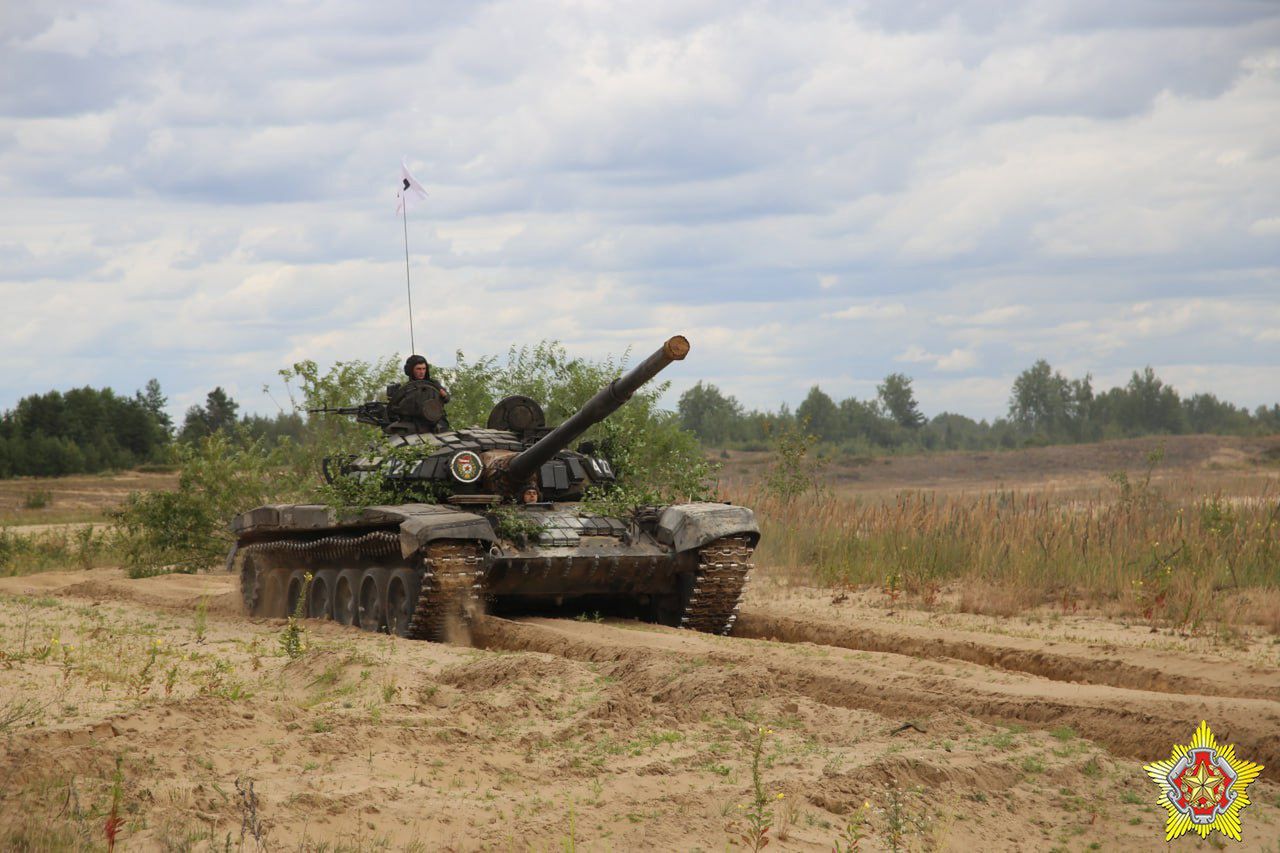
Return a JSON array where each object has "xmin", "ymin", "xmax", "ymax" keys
[
  {"xmin": 406, "ymin": 541, "xmax": 486, "ymax": 641},
  {"xmin": 678, "ymin": 534, "xmax": 754, "ymax": 635}
]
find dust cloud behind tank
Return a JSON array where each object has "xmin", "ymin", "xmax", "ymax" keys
[{"xmin": 227, "ymin": 336, "xmax": 760, "ymax": 641}]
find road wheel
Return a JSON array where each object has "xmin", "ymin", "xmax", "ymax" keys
[
  {"xmin": 385, "ymin": 568, "xmax": 421, "ymax": 638},
  {"xmin": 334, "ymin": 569, "xmax": 361, "ymax": 626},
  {"xmin": 310, "ymin": 569, "xmax": 338, "ymax": 620},
  {"xmin": 358, "ymin": 567, "xmax": 388, "ymax": 632},
  {"xmin": 259, "ymin": 568, "xmax": 288, "ymax": 618}
]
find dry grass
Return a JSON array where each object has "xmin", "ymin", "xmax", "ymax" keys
[
  {"xmin": 0, "ymin": 471, "xmax": 178, "ymax": 527},
  {"xmin": 0, "ymin": 525, "xmax": 121, "ymax": 577},
  {"xmin": 733, "ymin": 471, "xmax": 1280, "ymax": 631}
]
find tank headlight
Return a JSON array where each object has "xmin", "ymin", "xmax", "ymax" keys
[{"xmin": 449, "ymin": 450, "xmax": 483, "ymax": 484}]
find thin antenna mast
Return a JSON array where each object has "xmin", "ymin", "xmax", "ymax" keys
[{"xmin": 401, "ymin": 196, "xmax": 416, "ymax": 355}]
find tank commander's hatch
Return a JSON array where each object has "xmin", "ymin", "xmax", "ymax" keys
[{"xmin": 487, "ymin": 395, "xmax": 547, "ymax": 432}]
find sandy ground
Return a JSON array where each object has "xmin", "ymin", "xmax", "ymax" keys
[{"xmin": 1, "ymin": 566, "xmax": 1277, "ymax": 851}]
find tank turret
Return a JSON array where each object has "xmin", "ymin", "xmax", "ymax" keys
[{"xmin": 488, "ymin": 334, "xmax": 688, "ymax": 494}]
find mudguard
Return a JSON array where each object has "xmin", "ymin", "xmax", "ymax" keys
[
  {"xmin": 656, "ymin": 502, "xmax": 759, "ymax": 553},
  {"xmin": 229, "ymin": 502, "xmax": 496, "ymax": 561},
  {"xmin": 386, "ymin": 504, "xmax": 497, "ymax": 557}
]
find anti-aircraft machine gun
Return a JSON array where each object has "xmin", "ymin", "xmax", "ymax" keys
[{"xmin": 307, "ymin": 401, "xmax": 391, "ymax": 430}]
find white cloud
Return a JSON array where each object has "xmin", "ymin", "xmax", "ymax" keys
[
  {"xmin": 830, "ymin": 302, "xmax": 908, "ymax": 320},
  {"xmin": 938, "ymin": 305, "xmax": 1028, "ymax": 326},
  {"xmin": 434, "ymin": 220, "xmax": 527, "ymax": 256},
  {"xmin": 936, "ymin": 349, "xmax": 978, "ymax": 372},
  {"xmin": 895, "ymin": 345, "xmax": 978, "ymax": 373},
  {"xmin": 896, "ymin": 345, "xmax": 934, "ymax": 364},
  {"xmin": 21, "ymin": 14, "xmax": 102, "ymax": 58},
  {"xmin": 1249, "ymin": 216, "xmax": 1280, "ymax": 236},
  {"xmin": 1, "ymin": 1, "xmax": 1278, "ymax": 424}
]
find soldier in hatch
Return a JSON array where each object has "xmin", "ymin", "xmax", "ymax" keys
[{"xmin": 389, "ymin": 355, "xmax": 451, "ymax": 433}]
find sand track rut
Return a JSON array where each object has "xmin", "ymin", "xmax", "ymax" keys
[
  {"xmin": 733, "ymin": 610, "xmax": 1280, "ymax": 702},
  {"xmin": 476, "ymin": 615, "xmax": 1280, "ymax": 770}
]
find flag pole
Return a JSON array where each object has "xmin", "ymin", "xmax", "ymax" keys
[{"xmin": 401, "ymin": 201, "xmax": 416, "ymax": 356}]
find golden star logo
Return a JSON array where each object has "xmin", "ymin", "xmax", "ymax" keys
[
  {"xmin": 1144, "ymin": 720, "xmax": 1264, "ymax": 842},
  {"xmin": 1181, "ymin": 762, "xmax": 1221, "ymax": 806}
]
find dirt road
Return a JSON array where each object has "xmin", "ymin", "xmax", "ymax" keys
[{"xmin": 1, "ymin": 568, "xmax": 1277, "ymax": 850}]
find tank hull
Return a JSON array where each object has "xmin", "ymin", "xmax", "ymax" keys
[{"xmin": 228, "ymin": 501, "xmax": 758, "ymax": 640}]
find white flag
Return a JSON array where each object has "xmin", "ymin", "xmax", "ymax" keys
[{"xmin": 396, "ymin": 158, "xmax": 428, "ymax": 215}]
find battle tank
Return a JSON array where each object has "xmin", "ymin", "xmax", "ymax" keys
[{"xmin": 227, "ymin": 335, "xmax": 759, "ymax": 641}]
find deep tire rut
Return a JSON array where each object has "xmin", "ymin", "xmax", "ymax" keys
[
  {"xmin": 732, "ymin": 611, "xmax": 1280, "ymax": 702},
  {"xmin": 472, "ymin": 615, "xmax": 1280, "ymax": 771}
]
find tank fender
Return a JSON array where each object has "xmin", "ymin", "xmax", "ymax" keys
[
  {"xmin": 386, "ymin": 503, "xmax": 497, "ymax": 558},
  {"xmin": 232, "ymin": 504, "xmax": 338, "ymax": 534},
  {"xmin": 656, "ymin": 503, "xmax": 759, "ymax": 553}
]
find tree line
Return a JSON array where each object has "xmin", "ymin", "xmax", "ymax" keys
[
  {"xmin": 678, "ymin": 362, "xmax": 1280, "ymax": 452},
  {"xmin": 0, "ymin": 381, "xmax": 304, "ymax": 478},
  {"xmin": 3, "ymin": 357, "xmax": 1277, "ymax": 478}
]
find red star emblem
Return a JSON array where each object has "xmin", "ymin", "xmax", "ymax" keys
[{"xmin": 1172, "ymin": 750, "xmax": 1231, "ymax": 818}]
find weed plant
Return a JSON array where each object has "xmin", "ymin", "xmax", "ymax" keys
[
  {"xmin": 832, "ymin": 801, "xmax": 871, "ymax": 852},
  {"xmin": 279, "ymin": 573, "xmax": 313, "ymax": 659},
  {"xmin": 193, "ymin": 596, "xmax": 208, "ymax": 643},
  {"xmin": 490, "ymin": 505, "xmax": 547, "ymax": 544},
  {"xmin": 0, "ymin": 697, "xmax": 45, "ymax": 732},
  {"xmin": 727, "ymin": 726, "xmax": 784, "ymax": 851}
]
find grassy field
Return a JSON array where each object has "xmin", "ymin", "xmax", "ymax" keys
[
  {"xmin": 0, "ymin": 472, "xmax": 177, "ymax": 577},
  {"xmin": 0, "ymin": 471, "xmax": 177, "ymax": 528},
  {"xmin": 722, "ymin": 434, "xmax": 1280, "ymax": 633}
]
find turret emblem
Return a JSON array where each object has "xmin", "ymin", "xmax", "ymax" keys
[{"xmin": 449, "ymin": 450, "xmax": 483, "ymax": 483}]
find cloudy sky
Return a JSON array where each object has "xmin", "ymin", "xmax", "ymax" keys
[{"xmin": 3, "ymin": 1, "xmax": 1279, "ymax": 423}]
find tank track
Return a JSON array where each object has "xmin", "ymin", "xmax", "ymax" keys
[
  {"xmin": 405, "ymin": 541, "xmax": 486, "ymax": 641},
  {"xmin": 237, "ymin": 531, "xmax": 751, "ymax": 639},
  {"xmin": 679, "ymin": 534, "xmax": 754, "ymax": 635},
  {"xmin": 237, "ymin": 531, "xmax": 401, "ymax": 615}
]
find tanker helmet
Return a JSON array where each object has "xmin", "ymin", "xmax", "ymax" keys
[{"xmin": 404, "ymin": 354, "xmax": 428, "ymax": 378}]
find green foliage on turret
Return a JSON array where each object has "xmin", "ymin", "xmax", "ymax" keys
[{"xmin": 445, "ymin": 340, "xmax": 715, "ymax": 513}]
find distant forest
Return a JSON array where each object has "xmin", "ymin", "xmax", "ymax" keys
[
  {"xmin": 0, "ymin": 382, "xmax": 301, "ymax": 478},
  {"xmin": 679, "ymin": 361, "xmax": 1280, "ymax": 452},
  {"xmin": 1, "ymin": 360, "xmax": 1277, "ymax": 478}
]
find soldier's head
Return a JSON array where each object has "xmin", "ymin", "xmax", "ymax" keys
[{"xmin": 404, "ymin": 355, "xmax": 429, "ymax": 380}]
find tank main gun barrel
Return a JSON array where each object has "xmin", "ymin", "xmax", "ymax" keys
[{"xmin": 502, "ymin": 335, "xmax": 690, "ymax": 486}]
